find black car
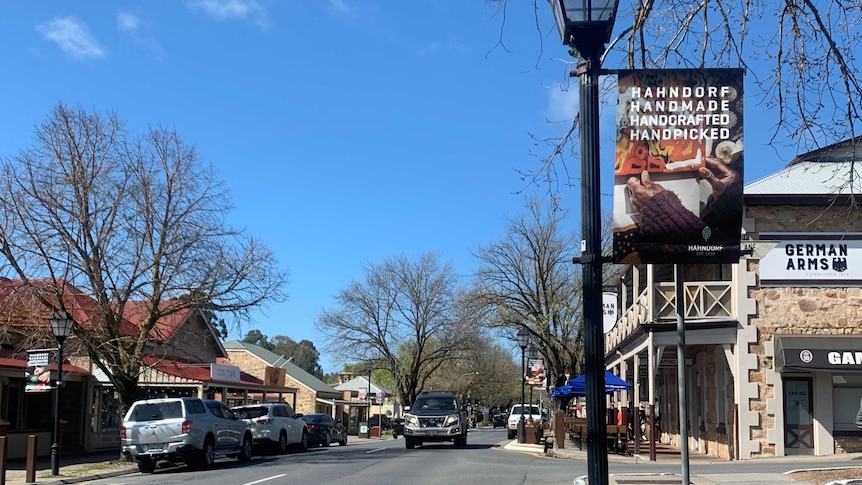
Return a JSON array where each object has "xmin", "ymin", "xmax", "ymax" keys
[
  {"xmin": 300, "ymin": 413, "xmax": 348, "ymax": 447},
  {"xmin": 391, "ymin": 418, "xmax": 405, "ymax": 438},
  {"xmin": 492, "ymin": 414, "xmax": 506, "ymax": 428}
]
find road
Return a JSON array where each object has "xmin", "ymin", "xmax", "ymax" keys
[{"xmin": 77, "ymin": 428, "xmax": 862, "ymax": 485}]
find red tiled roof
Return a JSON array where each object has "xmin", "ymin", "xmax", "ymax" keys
[{"xmin": 119, "ymin": 300, "xmax": 191, "ymax": 342}]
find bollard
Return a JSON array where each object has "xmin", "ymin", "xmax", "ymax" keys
[
  {"xmin": 26, "ymin": 435, "xmax": 37, "ymax": 484},
  {"xmin": 0, "ymin": 436, "xmax": 7, "ymax": 485}
]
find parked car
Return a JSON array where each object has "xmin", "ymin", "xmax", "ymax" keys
[
  {"xmin": 231, "ymin": 403, "xmax": 308, "ymax": 453},
  {"xmin": 369, "ymin": 414, "xmax": 391, "ymax": 429},
  {"xmin": 299, "ymin": 413, "xmax": 348, "ymax": 447},
  {"xmin": 391, "ymin": 418, "xmax": 405, "ymax": 439},
  {"xmin": 492, "ymin": 414, "xmax": 506, "ymax": 428},
  {"xmin": 121, "ymin": 397, "xmax": 253, "ymax": 473},
  {"xmin": 506, "ymin": 404, "xmax": 545, "ymax": 440}
]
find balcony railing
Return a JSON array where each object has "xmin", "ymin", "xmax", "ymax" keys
[{"xmin": 605, "ymin": 281, "xmax": 734, "ymax": 349}]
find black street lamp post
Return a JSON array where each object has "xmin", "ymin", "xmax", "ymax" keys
[
  {"xmin": 547, "ymin": 1, "xmax": 620, "ymax": 483},
  {"xmin": 50, "ymin": 310, "xmax": 75, "ymax": 476},
  {"xmin": 366, "ymin": 361, "xmax": 373, "ymax": 424},
  {"xmin": 527, "ymin": 343, "xmax": 538, "ymax": 408},
  {"xmin": 516, "ymin": 328, "xmax": 530, "ymax": 444}
]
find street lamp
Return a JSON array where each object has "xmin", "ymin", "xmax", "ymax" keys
[
  {"xmin": 516, "ymin": 328, "xmax": 530, "ymax": 444},
  {"xmin": 366, "ymin": 361, "xmax": 373, "ymax": 425},
  {"xmin": 527, "ymin": 343, "xmax": 539, "ymax": 410},
  {"xmin": 548, "ymin": 0, "xmax": 620, "ymax": 483},
  {"xmin": 50, "ymin": 310, "xmax": 75, "ymax": 476}
]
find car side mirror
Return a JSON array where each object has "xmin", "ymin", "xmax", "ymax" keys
[{"xmin": 232, "ymin": 412, "xmax": 240, "ymax": 420}]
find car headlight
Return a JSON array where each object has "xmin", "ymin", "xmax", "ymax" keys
[
  {"xmin": 444, "ymin": 414, "xmax": 459, "ymax": 427},
  {"xmin": 406, "ymin": 415, "xmax": 418, "ymax": 426}
]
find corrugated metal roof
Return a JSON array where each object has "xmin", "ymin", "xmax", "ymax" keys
[
  {"xmin": 745, "ymin": 160, "xmax": 862, "ymax": 195},
  {"xmin": 745, "ymin": 138, "xmax": 862, "ymax": 196},
  {"xmin": 224, "ymin": 340, "xmax": 339, "ymax": 395}
]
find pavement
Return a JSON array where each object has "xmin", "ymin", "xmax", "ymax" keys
[
  {"xmin": 503, "ymin": 438, "xmax": 862, "ymax": 485},
  {"xmin": 6, "ymin": 434, "xmax": 862, "ymax": 484}
]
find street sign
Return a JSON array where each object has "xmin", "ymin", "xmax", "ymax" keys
[{"xmin": 375, "ymin": 392, "xmax": 384, "ymax": 404}]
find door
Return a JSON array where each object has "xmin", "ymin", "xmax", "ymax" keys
[{"xmin": 784, "ymin": 377, "xmax": 814, "ymax": 452}]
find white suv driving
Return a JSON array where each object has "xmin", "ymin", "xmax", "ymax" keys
[
  {"xmin": 506, "ymin": 404, "xmax": 545, "ymax": 440},
  {"xmin": 232, "ymin": 403, "xmax": 308, "ymax": 453}
]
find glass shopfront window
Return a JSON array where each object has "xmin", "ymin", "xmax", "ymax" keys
[{"xmin": 832, "ymin": 374, "xmax": 862, "ymax": 431}]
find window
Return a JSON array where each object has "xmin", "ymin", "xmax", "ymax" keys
[
  {"xmin": 832, "ymin": 374, "xmax": 862, "ymax": 431},
  {"xmin": 130, "ymin": 401, "xmax": 183, "ymax": 422},
  {"xmin": 186, "ymin": 399, "xmax": 206, "ymax": 414},
  {"xmin": 100, "ymin": 389, "xmax": 121, "ymax": 430}
]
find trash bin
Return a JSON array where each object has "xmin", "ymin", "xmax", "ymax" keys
[
  {"xmin": 370, "ymin": 426, "xmax": 381, "ymax": 438},
  {"xmin": 359, "ymin": 422, "xmax": 369, "ymax": 439}
]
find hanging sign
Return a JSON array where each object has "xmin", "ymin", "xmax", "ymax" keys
[
  {"xmin": 26, "ymin": 349, "xmax": 53, "ymax": 393},
  {"xmin": 613, "ymin": 68, "xmax": 745, "ymax": 264}
]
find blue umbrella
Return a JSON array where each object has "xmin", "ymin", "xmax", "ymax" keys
[
  {"xmin": 549, "ymin": 384, "xmax": 577, "ymax": 398},
  {"xmin": 565, "ymin": 370, "xmax": 632, "ymax": 395}
]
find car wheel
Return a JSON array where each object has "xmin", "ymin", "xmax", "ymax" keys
[
  {"xmin": 507, "ymin": 429, "xmax": 516, "ymax": 440},
  {"xmin": 324, "ymin": 431, "xmax": 332, "ymax": 447},
  {"xmin": 199, "ymin": 437, "xmax": 215, "ymax": 469},
  {"xmin": 339, "ymin": 432, "xmax": 347, "ymax": 446},
  {"xmin": 405, "ymin": 436, "xmax": 415, "ymax": 449},
  {"xmin": 136, "ymin": 458, "xmax": 156, "ymax": 474},
  {"xmin": 238, "ymin": 433, "xmax": 252, "ymax": 462},
  {"xmin": 299, "ymin": 430, "xmax": 308, "ymax": 451},
  {"xmin": 278, "ymin": 431, "xmax": 289, "ymax": 454}
]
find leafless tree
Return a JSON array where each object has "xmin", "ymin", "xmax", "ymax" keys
[
  {"xmin": 488, "ymin": 0, "xmax": 862, "ymax": 196},
  {"xmin": 469, "ymin": 197, "xmax": 623, "ymax": 394},
  {"xmin": 0, "ymin": 103, "xmax": 289, "ymax": 411},
  {"xmin": 315, "ymin": 252, "xmax": 475, "ymax": 407}
]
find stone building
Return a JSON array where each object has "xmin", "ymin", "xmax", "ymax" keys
[
  {"xmin": 604, "ymin": 138, "xmax": 862, "ymax": 459},
  {"xmin": 224, "ymin": 340, "xmax": 343, "ymax": 416}
]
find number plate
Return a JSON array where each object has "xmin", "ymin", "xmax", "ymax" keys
[{"xmin": 428, "ymin": 430, "xmax": 437, "ymax": 436}]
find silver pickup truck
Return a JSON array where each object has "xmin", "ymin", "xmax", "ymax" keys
[{"xmin": 121, "ymin": 397, "xmax": 253, "ymax": 473}]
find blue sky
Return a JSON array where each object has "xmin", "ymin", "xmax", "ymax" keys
[{"xmin": 0, "ymin": 1, "xmax": 791, "ymax": 373}]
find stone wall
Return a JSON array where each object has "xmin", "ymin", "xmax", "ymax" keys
[
  {"xmin": 746, "ymin": 204, "xmax": 862, "ymax": 456},
  {"xmin": 225, "ymin": 350, "xmax": 320, "ymax": 414}
]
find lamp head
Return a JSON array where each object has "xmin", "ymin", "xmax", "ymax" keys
[
  {"xmin": 548, "ymin": 0, "xmax": 620, "ymax": 53},
  {"xmin": 516, "ymin": 328, "xmax": 530, "ymax": 350},
  {"xmin": 50, "ymin": 310, "xmax": 75, "ymax": 343}
]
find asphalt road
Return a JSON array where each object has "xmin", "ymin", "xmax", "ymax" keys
[{"xmin": 72, "ymin": 428, "xmax": 862, "ymax": 485}]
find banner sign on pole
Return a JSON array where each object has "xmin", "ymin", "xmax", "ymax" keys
[
  {"xmin": 526, "ymin": 357, "xmax": 545, "ymax": 389},
  {"xmin": 612, "ymin": 69, "xmax": 744, "ymax": 264},
  {"xmin": 26, "ymin": 349, "xmax": 53, "ymax": 393}
]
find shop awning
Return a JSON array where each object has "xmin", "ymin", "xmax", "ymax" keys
[{"xmin": 775, "ymin": 334, "xmax": 862, "ymax": 372}]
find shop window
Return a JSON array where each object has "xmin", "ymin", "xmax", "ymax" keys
[
  {"xmin": 832, "ymin": 374, "xmax": 862, "ymax": 431},
  {"xmin": 100, "ymin": 389, "xmax": 121, "ymax": 430}
]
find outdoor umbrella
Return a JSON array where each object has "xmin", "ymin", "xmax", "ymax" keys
[{"xmin": 566, "ymin": 369, "xmax": 632, "ymax": 395}]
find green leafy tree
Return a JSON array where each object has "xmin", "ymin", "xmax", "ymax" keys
[{"xmin": 242, "ymin": 329, "xmax": 274, "ymax": 351}]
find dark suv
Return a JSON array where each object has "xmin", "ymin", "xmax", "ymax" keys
[{"xmin": 402, "ymin": 392, "xmax": 468, "ymax": 449}]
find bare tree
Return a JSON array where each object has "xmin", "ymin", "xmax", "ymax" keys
[
  {"xmin": 489, "ymin": 0, "xmax": 862, "ymax": 195},
  {"xmin": 469, "ymin": 197, "xmax": 623, "ymax": 392},
  {"xmin": 315, "ymin": 252, "xmax": 474, "ymax": 407},
  {"xmin": 0, "ymin": 103, "xmax": 288, "ymax": 412}
]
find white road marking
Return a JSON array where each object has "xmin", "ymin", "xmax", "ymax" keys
[
  {"xmin": 365, "ymin": 448, "xmax": 387, "ymax": 454},
  {"xmin": 243, "ymin": 474, "xmax": 287, "ymax": 485}
]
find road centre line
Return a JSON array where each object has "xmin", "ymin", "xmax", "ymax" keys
[
  {"xmin": 243, "ymin": 474, "xmax": 287, "ymax": 485},
  {"xmin": 366, "ymin": 448, "xmax": 387, "ymax": 454}
]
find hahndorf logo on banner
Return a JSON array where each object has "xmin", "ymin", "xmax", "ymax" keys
[{"xmin": 612, "ymin": 69, "xmax": 745, "ymax": 265}]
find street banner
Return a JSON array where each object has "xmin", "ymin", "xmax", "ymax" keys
[
  {"xmin": 613, "ymin": 69, "xmax": 744, "ymax": 264},
  {"xmin": 26, "ymin": 349, "xmax": 53, "ymax": 393},
  {"xmin": 526, "ymin": 357, "xmax": 545, "ymax": 388}
]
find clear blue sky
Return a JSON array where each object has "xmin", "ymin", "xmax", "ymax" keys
[{"xmin": 1, "ymin": 1, "xmax": 790, "ymax": 373}]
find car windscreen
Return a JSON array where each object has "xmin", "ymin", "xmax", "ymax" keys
[
  {"xmin": 234, "ymin": 407, "xmax": 268, "ymax": 419},
  {"xmin": 413, "ymin": 397, "xmax": 456, "ymax": 411},
  {"xmin": 129, "ymin": 401, "xmax": 183, "ymax": 422}
]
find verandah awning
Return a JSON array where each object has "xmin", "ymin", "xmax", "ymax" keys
[{"xmin": 775, "ymin": 334, "xmax": 862, "ymax": 372}]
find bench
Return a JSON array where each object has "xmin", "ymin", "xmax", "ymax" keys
[{"xmin": 564, "ymin": 420, "xmax": 629, "ymax": 454}]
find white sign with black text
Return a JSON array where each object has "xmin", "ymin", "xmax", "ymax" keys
[{"xmin": 759, "ymin": 239, "xmax": 862, "ymax": 283}]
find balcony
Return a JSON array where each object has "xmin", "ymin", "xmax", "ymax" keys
[{"xmin": 605, "ymin": 280, "xmax": 734, "ymax": 350}]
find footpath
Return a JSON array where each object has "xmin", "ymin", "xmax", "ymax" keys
[
  {"xmin": 7, "ymin": 435, "xmax": 862, "ymax": 484},
  {"xmin": 504, "ymin": 439, "xmax": 862, "ymax": 485}
]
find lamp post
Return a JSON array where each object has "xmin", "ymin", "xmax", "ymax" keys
[
  {"xmin": 50, "ymin": 310, "xmax": 75, "ymax": 476},
  {"xmin": 548, "ymin": 1, "xmax": 620, "ymax": 483},
  {"xmin": 516, "ymin": 328, "xmax": 530, "ymax": 444},
  {"xmin": 366, "ymin": 361, "xmax": 373, "ymax": 425},
  {"xmin": 527, "ymin": 343, "xmax": 538, "ymax": 409}
]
